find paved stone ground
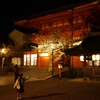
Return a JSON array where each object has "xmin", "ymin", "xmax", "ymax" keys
[
  {"xmin": 0, "ymin": 67, "xmax": 68, "ymax": 85},
  {"xmin": 0, "ymin": 78, "xmax": 100, "ymax": 100},
  {"xmin": 0, "ymin": 67, "xmax": 100, "ymax": 100}
]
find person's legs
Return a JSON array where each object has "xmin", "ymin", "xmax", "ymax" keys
[
  {"xmin": 17, "ymin": 92, "xmax": 20, "ymax": 100},
  {"xmin": 19, "ymin": 88, "xmax": 24, "ymax": 99},
  {"xmin": 19, "ymin": 93, "xmax": 22, "ymax": 99},
  {"xmin": 20, "ymin": 87, "xmax": 24, "ymax": 98}
]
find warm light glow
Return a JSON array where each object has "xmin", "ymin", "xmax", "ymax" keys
[
  {"xmin": 24, "ymin": 54, "xmax": 37, "ymax": 66},
  {"xmin": 2, "ymin": 48, "xmax": 5, "ymax": 53},
  {"xmin": 51, "ymin": 44, "xmax": 55, "ymax": 49},
  {"xmin": 12, "ymin": 57, "xmax": 21, "ymax": 66},
  {"xmin": 73, "ymin": 41, "xmax": 82, "ymax": 46},
  {"xmin": 24, "ymin": 54, "xmax": 30, "ymax": 66},
  {"xmin": 92, "ymin": 54, "xmax": 100, "ymax": 61},
  {"xmin": 92, "ymin": 55, "xmax": 96, "ymax": 61},
  {"xmin": 31, "ymin": 54, "xmax": 37, "ymax": 66},
  {"xmin": 40, "ymin": 53, "xmax": 49, "ymax": 57},
  {"xmin": 58, "ymin": 64, "xmax": 63, "ymax": 68},
  {"xmin": 38, "ymin": 45, "xmax": 41, "ymax": 48},
  {"xmin": 80, "ymin": 55, "xmax": 84, "ymax": 61},
  {"xmin": 95, "ymin": 54, "xmax": 100, "ymax": 61}
]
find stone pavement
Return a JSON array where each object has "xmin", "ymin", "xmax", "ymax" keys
[
  {"xmin": 0, "ymin": 66, "xmax": 100, "ymax": 86},
  {"xmin": 1, "ymin": 77, "xmax": 100, "ymax": 100},
  {"xmin": 0, "ymin": 67, "xmax": 63, "ymax": 85}
]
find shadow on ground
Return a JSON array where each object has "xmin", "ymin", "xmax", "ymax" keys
[{"xmin": 23, "ymin": 93, "xmax": 65, "ymax": 100}]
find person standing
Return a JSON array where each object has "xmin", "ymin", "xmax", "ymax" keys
[
  {"xmin": 14, "ymin": 64, "xmax": 19, "ymax": 82},
  {"xmin": 13, "ymin": 73, "xmax": 31, "ymax": 100},
  {"xmin": 13, "ymin": 74, "xmax": 24, "ymax": 100}
]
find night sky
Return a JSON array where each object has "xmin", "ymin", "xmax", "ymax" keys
[{"xmin": 0, "ymin": 0, "xmax": 94, "ymax": 36}]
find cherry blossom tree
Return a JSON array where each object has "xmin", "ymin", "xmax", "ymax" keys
[{"xmin": 30, "ymin": 29, "xmax": 74, "ymax": 71}]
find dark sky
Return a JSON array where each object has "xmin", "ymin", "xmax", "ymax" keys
[{"xmin": 0, "ymin": 0, "xmax": 95, "ymax": 36}]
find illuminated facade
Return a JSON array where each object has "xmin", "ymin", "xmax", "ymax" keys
[{"xmin": 15, "ymin": 0, "xmax": 100, "ymax": 68}]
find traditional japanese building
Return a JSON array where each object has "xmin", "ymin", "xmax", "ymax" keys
[{"xmin": 15, "ymin": 0, "xmax": 100, "ymax": 73}]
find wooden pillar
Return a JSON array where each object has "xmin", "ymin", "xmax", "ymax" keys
[
  {"xmin": 92, "ymin": 61, "xmax": 95, "ymax": 76},
  {"xmin": 83, "ymin": 55, "xmax": 87, "ymax": 81}
]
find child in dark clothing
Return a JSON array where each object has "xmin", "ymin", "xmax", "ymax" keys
[
  {"xmin": 13, "ymin": 73, "xmax": 31, "ymax": 100},
  {"xmin": 13, "ymin": 74, "xmax": 24, "ymax": 100}
]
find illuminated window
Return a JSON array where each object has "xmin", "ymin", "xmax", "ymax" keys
[
  {"xmin": 92, "ymin": 54, "xmax": 100, "ymax": 66},
  {"xmin": 24, "ymin": 54, "xmax": 30, "ymax": 66},
  {"xmin": 12, "ymin": 57, "xmax": 21, "ymax": 66},
  {"xmin": 24, "ymin": 54, "xmax": 37, "ymax": 66},
  {"xmin": 92, "ymin": 54, "xmax": 100, "ymax": 61},
  {"xmin": 31, "ymin": 54, "xmax": 37, "ymax": 66},
  {"xmin": 80, "ymin": 56, "xmax": 84, "ymax": 61}
]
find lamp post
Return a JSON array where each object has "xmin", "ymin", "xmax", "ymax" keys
[
  {"xmin": 58, "ymin": 64, "xmax": 63, "ymax": 79},
  {"xmin": 1, "ymin": 48, "xmax": 5, "ymax": 71},
  {"xmin": 83, "ymin": 55, "xmax": 87, "ymax": 81}
]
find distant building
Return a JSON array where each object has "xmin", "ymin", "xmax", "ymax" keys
[{"xmin": 12, "ymin": 0, "xmax": 100, "ymax": 77}]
